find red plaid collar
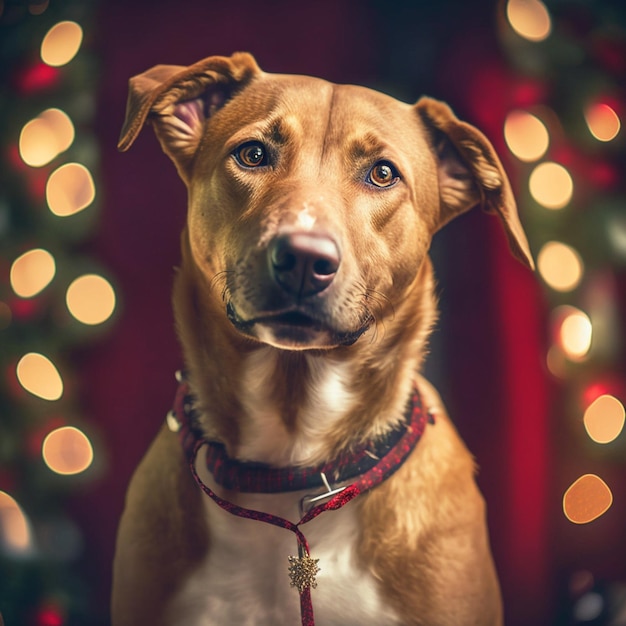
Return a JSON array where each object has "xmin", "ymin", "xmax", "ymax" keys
[
  {"xmin": 171, "ymin": 373, "xmax": 434, "ymax": 495},
  {"xmin": 169, "ymin": 371, "xmax": 434, "ymax": 626}
]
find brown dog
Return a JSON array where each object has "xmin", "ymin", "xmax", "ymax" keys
[{"xmin": 112, "ymin": 52, "xmax": 533, "ymax": 625}]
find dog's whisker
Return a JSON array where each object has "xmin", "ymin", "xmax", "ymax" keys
[
  {"xmin": 365, "ymin": 288, "xmax": 394, "ymax": 321},
  {"xmin": 210, "ymin": 270, "xmax": 233, "ymax": 302}
]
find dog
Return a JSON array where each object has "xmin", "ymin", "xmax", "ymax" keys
[{"xmin": 111, "ymin": 52, "xmax": 534, "ymax": 626}]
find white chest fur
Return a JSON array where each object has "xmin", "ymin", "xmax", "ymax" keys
[{"xmin": 167, "ymin": 455, "xmax": 402, "ymax": 626}]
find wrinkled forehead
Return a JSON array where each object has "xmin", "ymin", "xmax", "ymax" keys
[{"xmin": 219, "ymin": 72, "xmax": 427, "ymax": 151}]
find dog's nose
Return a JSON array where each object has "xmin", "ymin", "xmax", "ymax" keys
[{"xmin": 268, "ymin": 232, "xmax": 340, "ymax": 297}]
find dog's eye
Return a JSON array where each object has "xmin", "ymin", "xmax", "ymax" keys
[
  {"xmin": 233, "ymin": 142, "xmax": 268, "ymax": 168},
  {"xmin": 367, "ymin": 161, "xmax": 400, "ymax": 188}
]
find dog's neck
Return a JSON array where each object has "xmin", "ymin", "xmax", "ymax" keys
[{"xmin": 173, "ymin": 251, "xmax": 436, "ymax": 467}]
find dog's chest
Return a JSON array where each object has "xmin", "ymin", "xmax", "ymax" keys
[{"xmin": 168, "ymin": 469, "xmax": 402, "ymax": 625}]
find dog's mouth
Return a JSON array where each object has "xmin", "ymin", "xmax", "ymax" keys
[
  {"xmin": 226, "ymin": 302, "xmax": 370, "ymax": 349},
  {"xmin": 262, "ymin": 311, "xmax": 319, "ymax": 327}
]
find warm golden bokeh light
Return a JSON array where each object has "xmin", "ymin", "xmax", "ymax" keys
[
  {"xmin": 558, "ymin": 306, "xmax": 592, "ymax": 361},
  {"xmin": 19, "ymin": 109, "xmax": 75, "ymax": 168},
  {"xmin": 42, "ymin": 426, "xmax": 94, "ymax": 475},
  {"xmin": 584, "ymin": 395, "xmax": 625, "ymax": 444},
  {"xmin": 16, "ymin": 352, "xmax": 63, "ymax": 401},
  {"xmin": 40, "ymin": 21, "xmax": 83, "ymax": 67},
  {"xmin": 66, "ymin": 274, "xmax": 116, "ymax": 325},
  {"xmin": 39, "ymin": 108, "xmax": 75, "ymax": 152},
  {"xmin": 529, "ymin": 161, "xmax": 574, "ymax": 209},
  {"xmin": 506, "ymin": 0, "xmax": 552, "ymax": 42},
  {"xmin": 10, "ymin": 248, "xmax": 56, "ymax": 298},
  {"xmin": 19, "ymin": 117, "xmax": 58, "ymax": 167},
  {"xmin": 504, "ymin": 110, "xmax": 549, "ymax": 161},
  {"xmin": 563, "ymin": 474, "xmax": 613, "ymax": 524},
  {"xmin": 0, "ymin": 491, "xmax": 33, "ymax": 555},
  {"xmin": 585, "ymin": 103, "xmax": 621, "ymax": 142},
  {"xmin": 46, "ymin": 163, "xmax": 96, "ymax": 217},
  {"xmin": 537, "ymin": 241, "xmax": 584, "ymax": 292}
]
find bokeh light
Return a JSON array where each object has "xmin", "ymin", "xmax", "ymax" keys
[
  {"xmin": 556, "ymin": 306, "xmax": 592, "ymax": 361},
  {"xmin": 19, "ymin": 108, "xmax": 74, "ymax": 167},
  {"xmin": 583, "ymin": 395, "xmax": 625, "ymax": 444},
  {"xmin": 563, "ymin": 474, "xmax": 613, "ymax": 524},
  {"xmin": 546, "ymin": 345, "xmax": 567, "ymax": 379},
  {"xmin": 573, "ymin": 592, "xmax": 604, "ymax": 623},
  {"xmin": 66, "ymin": 274, "xmax": 116, "ymax": 325},
  {"xmin": 29, "ymin": 1, "xmax": 50, "ymax": 15},
  {"xmin": 529, "ymin": 161, "xmax": 574, "ymax": 209},
  {"xmin": 537, "ymin": 241, "xmax": 584, "ymax": 292},
  {"xmin": 506, "ymin": 0, "xmax": 552, "ymax": 42},
  {"xmin": 40, "ymin": 108, "xmax": 75, "ymax": 151},
  {"xmin": 34, "ymin": 603, "xmax": 66, "ymax": 626},
  {"xmin": 42, "ymin": 426, "xmax": 94, "ymax": 475},
  {"xmin": 504, "ymin": 110, "xmax": 549, "ymax": 161},
  {"xmin": 0, "ymin": 491, "xmax": 33, "ymax": 555},
  {"xmin": 10, "ymin": 248, "xmax": 56, "ymax": 298},
  {"xmin": 46, "ymin": 163, "xmax": 95, "ymax": 216},
  {"xmin": 16, "ymin": 352, "xmax": 63, "ymax": 401},
  {"xmin": 585, "ymin": 103, "xmax": 621, "ymax": 142},
  {"xmin": 19, "ymin": 117, "xmax": 57, "ymax": 167},
  {"xmin": 40, "ymin": 21, "xmax": 83, "ymax": 67}
]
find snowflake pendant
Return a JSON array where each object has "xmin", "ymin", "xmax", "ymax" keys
[{"xmin": 288, "ymin": 553, "xmax": 320, "ymax": 593}]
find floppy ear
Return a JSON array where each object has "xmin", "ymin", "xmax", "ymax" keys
[
  {"xmin": 118, "ymin": 52, "xmax": 262, "ymax": 181},
  {"xmin": 415, "ymin": 97, "xmax": 534, "ymax": 270}
]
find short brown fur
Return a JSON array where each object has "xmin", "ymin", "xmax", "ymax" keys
[{"xmin": 112, "ymin": 52, "xmax": 533, "ymax": 625}]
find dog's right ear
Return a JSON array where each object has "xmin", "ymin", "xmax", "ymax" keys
[{"xmin": 118, "ymin": 52, "xmax": 261, "ymax": 181}]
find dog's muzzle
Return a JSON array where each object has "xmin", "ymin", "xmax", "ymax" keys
[{"xmin": 226, "ymin": 231, "xmax": 371, "ymax": 349}]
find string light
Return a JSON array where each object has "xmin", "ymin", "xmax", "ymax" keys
[
  {"xmin": 583, "ymin": 395, "xmax": 625, "ymax": 444},
  {"xmin": 537, "ymin": 241, "xmax": 584, "ymax": 292},
  {"xmin": 19, "ymin": 108, "xmax": 74, "ymax": 168},
  {"xmin": 19, "ymin": 117, "xmax": 58, "ymax": 167},
  {"xmin": 42, "ymin": 427, "xmax": 94, "ymax": 475},
  {"xmin": 0, "ymin": 491, "xmax": 34, "ymax": 555},
  {"xmin": 585, "ymin": 103, "xmax": 621, "ymax": 142},
  {"xmin": 506, "ymin": 0, "xmax": 551, "ymax": 42},
  {"xmin": 563, "ymin": 474, "xmax": 613, "ymax": 524},
  {"xmin": 66, "ymin": 274, "xmax": 116, "ymax": 325},
  {"xmin": 10, "ymin": 248, "xmax": 56, "ymax": 298},
  {"xmin": 529, "ymin": 162, "xmax": 574, "ymax": 209},
  {"xmin": 504, "ymin": 110, "xmax": 549, "ymax": 161},
  {"xmin": 555, "ymin": 306, "xmax": 593, "ymax": 361},
  {"xmin": 40, "ymin": 21, "xmax": 83, "ymax": 67},
  {"xmin": 16, "ymin": 352, "xmax": 63, "ymax": 401},
  {"xmin": 46, "ymin": 163, "xmax": 96, "ymax": 217}
]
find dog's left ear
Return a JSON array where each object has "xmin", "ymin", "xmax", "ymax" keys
[
  {"xmin": 118, "ymin": 52, "xmax": 261, "ymax": 182},
  {"xmin": 415, "ymin": 97, "xmax": 534, "ymax": 270}
]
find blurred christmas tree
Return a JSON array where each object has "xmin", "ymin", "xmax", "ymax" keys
[
  {"xmin": 0, "ymin": 1, "xmax": 114, "ymax": 624},
  {"xmin": 500, "ymin": 1, "xmax": 626, "ymax": 623}
]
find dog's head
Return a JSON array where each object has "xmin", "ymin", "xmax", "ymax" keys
[{"xmin": 120, "ymin": 52, "xmax": 533, "ymax": 352}]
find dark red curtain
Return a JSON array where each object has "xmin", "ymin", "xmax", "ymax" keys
[{"xmin": 81, "ymin": 1, "xmax": 560, "ymax": 623}]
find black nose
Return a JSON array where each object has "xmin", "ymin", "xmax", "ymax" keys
[{"xmin": 268, "ymin": 232, "xmax": 340, "ymax": 297}]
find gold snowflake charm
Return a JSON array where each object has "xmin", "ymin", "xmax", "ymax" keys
[{"xmin": 288, "ymin": 553, "xmax": 320, "ymax": 592}]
